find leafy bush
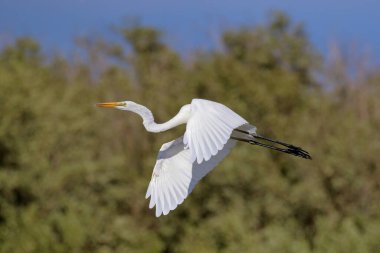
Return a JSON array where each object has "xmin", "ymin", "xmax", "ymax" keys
[{"xmin": 0, "ymin": 13, "xmax": 379, "ymax": 253}]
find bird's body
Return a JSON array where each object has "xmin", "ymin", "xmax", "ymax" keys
[{"xmin": 97, "ymin": 98, "xmax": 311, "ymax": 217}]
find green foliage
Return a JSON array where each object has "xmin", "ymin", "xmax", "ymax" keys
[{"xmin": 0, "ymin": 13, "xmax": 379, "ymax": 252}]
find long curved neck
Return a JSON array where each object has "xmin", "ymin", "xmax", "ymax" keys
[{"xmin": 131, "ymin": 104, "xmax": 188, "ymax": 133}]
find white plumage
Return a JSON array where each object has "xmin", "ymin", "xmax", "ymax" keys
[
  {"xmin": 146, "ymin": 136, "xmax": 236, "ymax": 216},
  {"xmin": 96, "ymin": 98, "xmax": 311, "ymax": 217},
  {"xmin": 184, "ymin": 99, "xmax": 248, "ymax": 163},
  {"xmin": 145, "ymin": 99, "xmax": 248, "ymax": 216}
]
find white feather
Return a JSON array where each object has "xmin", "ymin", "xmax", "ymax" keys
[
  {"xmin": 184, "ymin": 99, "xmax": 247, "ymax": 164},
  {"xmin": 146, "ymin": 136, "xmax": 236, "ymax": 216},
  {"xmin": 99, "ymin": 98, "xmax": 257, "ymax": 217}
]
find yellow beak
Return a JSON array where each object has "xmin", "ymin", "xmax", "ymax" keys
[{"xmin": 96, "ymin": 101, "xmax": 126, "ymax": 108}]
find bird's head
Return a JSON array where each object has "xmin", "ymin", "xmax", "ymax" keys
[{"xmin": 96, "ymin": 100, "xmax": 138, "ymax": 111}]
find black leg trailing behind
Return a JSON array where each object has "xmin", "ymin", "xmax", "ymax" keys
[{"xmin": 232, "ymin": 129, "xmax": 312, "ymax": 160}]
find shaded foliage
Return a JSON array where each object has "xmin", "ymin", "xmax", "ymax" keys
[{"xmin": 0, "ymin": 13, "xmax": 379, "ymax": 253}]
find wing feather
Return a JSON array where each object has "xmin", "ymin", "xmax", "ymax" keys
[
  {"xmin": 206, "ymin": 118, "xmax": 227, "ymax": 148},
  {"xmin": 154, "ymin": 185, "xmax": 161, "ymax": 217},
  {"xmin": 185, "ymin": 99, "xmax": 247, "ymax": 163},
  {"xmin": 149, "ymin": 193, "xmax": 155, "ymax": 208},
  {"xmin": 146, "ymin": 136, "xmax": 236, "ymax": 217},
  {"xmin": 202, "ymin": 119, "xmax": 220, "ymax": 157},
  {"xmin": 145, "ymin": 182, "xmax": 152, "ymax": 198}
]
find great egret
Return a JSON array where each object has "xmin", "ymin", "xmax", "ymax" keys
[{"xmin": 96, "ymin": 99, "xmax": 311, "ymax": 217}]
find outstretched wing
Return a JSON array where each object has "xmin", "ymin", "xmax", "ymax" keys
[
  {"xmin": 184, "ymin": 99, "xmax": 247, "ymax": 164},
  {"xmin": 145, "ymin": 136, "xmax": 236, "ymax": 217}
]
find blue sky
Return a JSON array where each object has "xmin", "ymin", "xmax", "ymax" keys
[{"xmin": 0, "ymin": 0, "xmax": 379, "ymax": 59}]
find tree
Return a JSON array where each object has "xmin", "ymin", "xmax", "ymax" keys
[{"xmin": 0, "ymin": 12, "xmax": 379, "ymax": 253}]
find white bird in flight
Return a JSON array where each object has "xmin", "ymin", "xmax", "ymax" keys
[{"xmin": 96, "ymin": 99, "xmax": 311, "ymax": 217}]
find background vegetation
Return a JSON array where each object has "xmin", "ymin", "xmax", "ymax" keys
[{"xmin": 1, "ymin": 13, "xmax": 380, "ymax": 252}]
